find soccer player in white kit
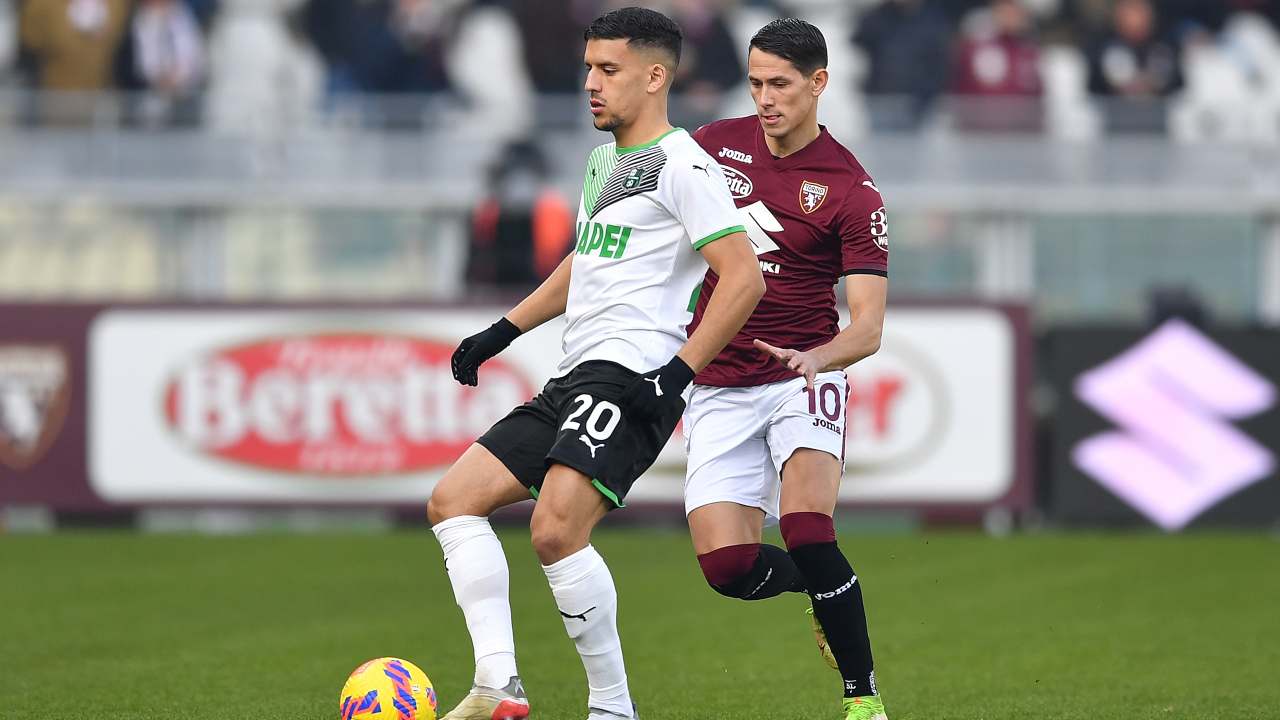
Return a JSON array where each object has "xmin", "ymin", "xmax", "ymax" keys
[
  {"xmin": 682, "ymin": 19, "xmax": 891, "ymax": 720},
  {"xmin": 426, "ymin": 8, "xmax": 764, "ymax": 720}
]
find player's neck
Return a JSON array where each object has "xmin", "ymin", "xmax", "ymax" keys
[
  {"xmin": 613, "ymin": 112, "xmax": 674, "ymax": 151},
  {"xmin": 764, "ymin": 118, "xmax": 821, "ymax": 159}
]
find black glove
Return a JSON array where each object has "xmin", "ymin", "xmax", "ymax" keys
[
  {"xmin": 619, "ymin": 355, "xmax": 695, "ymax": 421},
  {"xmin": 451, "ymin": 318, "xmax": 522, "ymax": 386}
]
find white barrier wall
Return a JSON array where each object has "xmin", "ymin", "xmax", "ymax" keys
[{"xmin": 89, "ymin": 306, "xmax": 1027, "ymax": 508}]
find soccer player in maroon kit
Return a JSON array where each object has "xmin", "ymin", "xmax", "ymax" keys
[{"xmin": 681, "ymin": 19, "xmax": 890, "ymax": 720}]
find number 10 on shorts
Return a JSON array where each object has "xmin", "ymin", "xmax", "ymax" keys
[{"xmin": 807, "ymin": 383, "xmax": 844, "ymax": 424}]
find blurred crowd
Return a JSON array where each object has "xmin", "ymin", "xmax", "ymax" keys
[{"xmin": 1, "ymin": 0, "xmax": 1278, "ymax": 133}]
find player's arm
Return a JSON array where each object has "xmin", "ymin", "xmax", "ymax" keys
[
  {"xmin": 678, "ymin": 233, "xmax": 765, "ymax": 371},
  {"xmin": 756, "ymin": 181, "xmax": 890, "ymax": 388},
  {"xmin": 756, "ymin": 275, "xmax": 886, "ymax": 389},
  {"xmin": 506, "ymin": 253, "xmax": 574, "ymax": 331},
  {"xmin": 826, "ymin": 274, "xmax": 887, "ymax": 367},
  {"xmin": 450, "ymin": 253, "xmax": 574, "ymax": 386}
]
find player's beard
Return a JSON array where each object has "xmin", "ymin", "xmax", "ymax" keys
[{"xmin": 594, "ymin": 113, "xmax": 623, "ymax": 133}]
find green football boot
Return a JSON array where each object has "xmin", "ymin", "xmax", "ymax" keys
[
  {"xmin": 806, "ymin": 606, "xmax": 839, "ymax": 670},
  {"xmin": 843, "ymin": 695, "xmax": 888, "ymax": 720}
]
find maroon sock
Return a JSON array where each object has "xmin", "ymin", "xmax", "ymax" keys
[{"xmin": 697, "ymin": 543, "xmax": 805, "ymax": 600}]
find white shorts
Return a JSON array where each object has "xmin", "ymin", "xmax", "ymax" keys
[{"xmin": 682, "ymin": 371, "xmax": 848, "ymax": 522}]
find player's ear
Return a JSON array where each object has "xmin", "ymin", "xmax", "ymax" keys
[
  {"xmin": 810, "ymin": 68, "xmax": 829, "ymax": 98},
  {"xmin": 647, "ymin": 62, "xmax": 670, "ymax": 94}
]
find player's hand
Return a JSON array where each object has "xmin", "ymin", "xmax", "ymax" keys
[
  {"xmin": 450, "ymin": 318, "xmax": 522, "ymax": 386},
  {"xmin": 754, "ymin": 339, "xmax": 822, "ymax": 390},
  {"xmin": 619, "ymin": 355, "xmax": 695, "ymax": 421}
]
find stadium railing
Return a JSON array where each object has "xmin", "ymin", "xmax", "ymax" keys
[{"xmin": 0, "ymin": 91, "xmax": 1277, "ymax": 325}]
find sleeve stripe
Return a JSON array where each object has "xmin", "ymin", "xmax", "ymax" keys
[
  {"xmin": 692, "ymin": 225, "xmax": 746, "ymax": 250},
  {"xmin": 842, "ymin": 268, "xmax": 888, "ymax": 277}
]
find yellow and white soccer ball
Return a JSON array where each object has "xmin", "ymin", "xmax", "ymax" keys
[{"xmin": 339, "ymin": 657, "xmax": 438, "ymax": 720}]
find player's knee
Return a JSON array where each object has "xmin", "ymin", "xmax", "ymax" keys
[
  {"xmin": 426, "ymin": 484, "xmax": 484, "ymax": 526},
  {"xmin": 529, "ymin": 515, "xmax": 583, "ymax": 564},
  {"xmin": 425, "ymin": 494, "xmax": 450, "ymax": 526},
  {"xmin": 780, "ymin": 511, "xmax": 836, "ymax": 550},
  {"xmin": 696, "ymin": 543, "xmax": 762, "ymax": 599}
]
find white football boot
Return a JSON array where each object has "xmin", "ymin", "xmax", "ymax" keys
[
  {"xmin": 440, "ymin": 676, "xmax": 529, "ymax": 720},
  {"xmin": 587, "ymin": 702, "xmax": 639, "ymax": 720}
]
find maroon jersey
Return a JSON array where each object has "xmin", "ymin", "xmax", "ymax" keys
[{"xmin": 688, "ymin": 116, "xmax": 888, "ymax": 387}]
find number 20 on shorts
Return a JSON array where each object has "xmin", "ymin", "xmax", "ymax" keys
[{"xmin": 560, "ymin": 394, "xmax": 622, "ymax": 440}]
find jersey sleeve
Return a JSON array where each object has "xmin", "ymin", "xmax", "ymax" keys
[
  {"xmin": 836, "ymin": 179, "xmax": 890, "ymax": 276},
  {"xmin": 663, "ymin": 152, "xmax": 745, "ymax": 251}
]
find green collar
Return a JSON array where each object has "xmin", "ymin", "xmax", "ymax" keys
[{"xmin": 617, "ymin": 127, "xmax": 682, "ymax": 155}]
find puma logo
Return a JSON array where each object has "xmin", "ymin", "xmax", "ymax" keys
[
  {"xmin": 579, "ymin": 434, "xmax": 605, "ymax": 458},
  {"xmin": 559, "ymin": 606, "xmax": 597, "ymax": 622},
  {"xmin": 692, "ymin": 163, "xmax": 711, "ymax": 176},
  {"xmin": 645, "ymin": 376, "xmax": 663, "ymax": 397}
]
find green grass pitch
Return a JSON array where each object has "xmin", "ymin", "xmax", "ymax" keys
[{"xmin": 2, "ymin": 528, "xmax": 1277, "ymax": 719}]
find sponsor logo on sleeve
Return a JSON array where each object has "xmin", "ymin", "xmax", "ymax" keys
[
  {"xmin": 799, "ymin": 180, "xmax": 829, "ymax": 214},
  {"xmin": 0, "ymin": 345, "xmax": 70, "ymax": 471},
  {"xmin": 870, "ymin": 207, "xmax": 889, "ymax": 251}
]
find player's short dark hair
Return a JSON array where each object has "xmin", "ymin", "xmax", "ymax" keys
[
  {"xmin": 749, "ymin": 18, "xmax": 828, "ymax": 76},
  {"xmin": 584, "ymin": 7, "xmax": 683, "ymax": 68}
]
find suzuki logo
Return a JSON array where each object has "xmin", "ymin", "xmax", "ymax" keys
[{"xmin": 1072, "ymin": 319, "xmax": 1276, "ymax": 531}]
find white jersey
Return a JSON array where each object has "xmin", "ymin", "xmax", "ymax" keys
[{"xmin": 559, "ymin": 127, "xmax": 745, "ymax": 375}]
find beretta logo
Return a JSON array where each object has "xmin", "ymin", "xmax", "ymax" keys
[
  {"xmin": 0, "ymin": 344, "xmax": 71, "ymax": 471},
  {"xmin": 163, "ymin": 334, "xmax": 533, "ymax": 475}
]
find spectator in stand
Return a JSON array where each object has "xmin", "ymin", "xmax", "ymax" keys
[
  {"xmin": 951, "ymin": 0, "xmax": 1044, "ymax": 131},
  {"xmin": 19, "ymin": 0, "xmax": 132, "ymax": 123},
  {"xmin": 1, "ymin": 0, "xmax": 16, "ymax": 82},
  {"xmin": 303, "ymin": 0, "xmax": 455, "ymax": 127},
  {"xmin": 390, "ymin": 0, "xmax": 455, "ymax": 92},
  {"xmin": 853, "ymin": 0, "xmax": 953, "ymax": 130},
  {"xmin": 1086, "ymin": 0, "xmax": 1183, "ymax": 133},
  {"xmin": 183, "ymin": 0, "xmax": 219, "ymax": 31},
  {"xmin": 467, "ymin": 139, "xmax": 574, "ymax": 289},
  {"xmin": 1159, "ymin": 0, "xmax": 1280, "ymax": 37},
  {"xmin": 670, "ymin": 0, "xmax": 742, "ymax": 128},
  {"xmin": 508, "ymin": 0, "xmax": 599, "ymax": 94},
  {"xmin": 504, "ymin": 0, "xmax": 601, "ymax": 127},
  {"xmin": 203, "ymin": 1, "xmax": 324, "ymax": 134},
  {"xmin": 1051, "ymin": 0, "xmax": 1111, "ymax": 37},
  {"xmin": 671, "ymin": 1, "xmax": 742, "ymax": 90},
  {"xmin": 942, "ymin": 0, "xmax": 996, "ymax": 25},
  {"xmin": 114, "ymin": 0, "xmax": 207, "ymax": 127}
]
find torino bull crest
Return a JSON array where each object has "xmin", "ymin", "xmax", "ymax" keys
[{"xmin": 799, "ymin": 180, "xmax": 829, "ymax": 214}]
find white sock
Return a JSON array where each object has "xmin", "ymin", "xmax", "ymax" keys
[
  {"xmin": 543, "ymin": 545, "xmax": 632, "ymax": 717},
  {"xmin": 432, "ymin": 515, "xmax": 518, "ymax": 690}
]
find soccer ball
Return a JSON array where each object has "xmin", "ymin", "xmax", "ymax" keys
[{"xmin": 339, "ymin": 657, "xmax": 438, "ymax": 720}]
